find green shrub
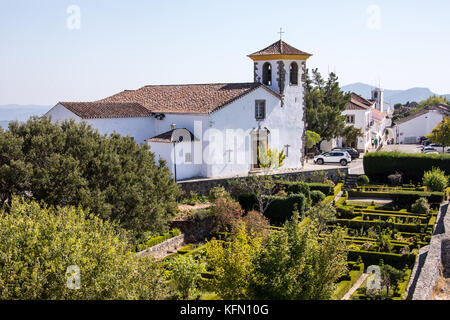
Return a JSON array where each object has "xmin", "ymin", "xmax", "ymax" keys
[
  {"xmin": 277, "ymin": 180, "xmax": 310, "ymax": 197},
  {"xmin": 310, "ymin": 190, "xmax": 326, "ymax": 205},
  {"xmin": 357, "ymin": 175, "xmax": 370, "ymax": 186},
  {"xmin": 411, "ymin": 198, "xmax": 430, "ymax": 215},
  {"xmin": 261, "ymin": 193, "xmax": 306, "ymax": 224},
  {"xmin": 364, "ymin": 152, "xmax": 450, "ymax": 183},
  {"xmin": 307, "ymin": 183, "xmax": 334, "ymax": 196},
  {"xmin": 208, "ymin": 186, "xmax": 230, "ymax": 203},
  {"xmin": 237, "ymin": 193, "xmax": 258, "ymax": 212},
  {"xmin": 423, "ymin": 167, "xmax": 448, "ymax": 192}
]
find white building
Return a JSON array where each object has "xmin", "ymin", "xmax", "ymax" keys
[
  {"xmin": 331, "ymin": 92, "xmax": 388, "ymax": 153},
  {"xmin": 394, "ymin": 105, "xmax": 449, "ymax": 144},
  {"xmin": 46, "ymin": 40, "xmax": 312, "ymax": 181}
]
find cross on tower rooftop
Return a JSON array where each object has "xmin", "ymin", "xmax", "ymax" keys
[{"xmin": 278, "ymin": 27, "xmax": 285, "ymax": 40}]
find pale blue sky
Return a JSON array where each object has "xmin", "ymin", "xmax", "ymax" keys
[{"xmin": 1, "ymin": 0, "xmax": 449, "ymax": 105}]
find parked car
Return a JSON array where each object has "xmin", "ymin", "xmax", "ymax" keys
[
  {"xmin": 332, "ymin": 147, "xmax": 360, "ymax": 159},
  {"xmin": 314, "ymin": 151, "xmax": 352, "ymax": 166},
  {"xmin": 422, "ymin": 146, "xmax": 438, "ymax": 153}
]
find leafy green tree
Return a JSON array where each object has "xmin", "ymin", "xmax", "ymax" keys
[
  {"xmin": 342, "ymin": 125, "xmax": 363, "ymax": 148},
  {"xmin": 166, "ymin": 255, "xmax": 206, "ymax": 299},
  {"xmin": 305, "ymin": 130, "xmax": 322, "ymax": 149},
  {"xmin": 205, "ymin": 222, "xmax": 262, "ymax": 300},
  {"xmin": 426, "ymin": 117, "xmax": 450, "ymax": 153},
  {"xmin": 305, "ymin": 69, "xmax": 351, "ymax": 141},
  {"xmin": 0, "ymin": 117, "xmax": 181, "ymax": 239},
  {"xmin": 0, "ymin": 197, "xmax": 168, "ymax": 300},
  {"xmin": 380, "ymin": 265, "xmax": 406, "ymax": 298},
  {"xmin": 307, "ymin": 202, "xmax": 336, "ymax": 233},
  {"xmin": 249, "ymin": 210, "xmax": 347, "ymax": 300}
]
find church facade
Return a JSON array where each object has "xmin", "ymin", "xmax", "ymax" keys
[{"xmin": 46, "ymin": 40, "xmax": 312, "ymax": 181}]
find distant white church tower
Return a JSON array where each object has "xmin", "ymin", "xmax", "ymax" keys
[{"xmin": 371, "ymin": 87, "xmax": 384, "ymax": 113}]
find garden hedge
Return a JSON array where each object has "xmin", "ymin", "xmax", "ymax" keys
[
  {"xmin": 306, "ymin": 183, "xmax": 334, "ymax": 196},
  {"xmin": 363, "ymin": 151, "xmax": 450, "ymax": 183},
  {"xmin": 347, "ymin": 250, "xmax": 416, "ymax": 269},
  {"xmin": 277, "ymin": 180, "xmax": 310, "ymax": 198},
  {"xmin": 348, "ymin": 189, "xmax": 444, "ymax": 208},
  {"xmin": 261, "ymin": 193, "xmax": 306, "ymax": 225}
]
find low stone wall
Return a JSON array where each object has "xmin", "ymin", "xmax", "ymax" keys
[
  {"xmin": 137, "ymin": 234, "xmax": 185, "ymax": 260},
  {"xmin": 407, "ymin": 203, "xmax": 450, "ymax": 300},
  {"xmin": 178, "ymin": 168, "xmax": 348, "ymax": 196}
]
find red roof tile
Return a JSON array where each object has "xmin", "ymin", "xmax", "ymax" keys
[
  {"xmin": 58, "ymin": 102, "xmax": 152, "ymax": 119},
  {"xmin": 248, "ymin": 40, "xmax": 312, "ymax": 57},
  {"xmin": 98, "ymin": 82, "xmax": 280, "ymax": 114},
  {"xmin": 345, "ymin": 93, "xmax": 374, "ymax": 110}
]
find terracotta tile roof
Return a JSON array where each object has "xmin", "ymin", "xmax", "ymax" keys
[
  {"xmin": 98, "ymin": 83, "xmax": 280, "ymax": 114},
  {"xmin": 371, "ymin": 108, "xmax": 387, "ymax": 118},
  {"xmin": 146, "ymin": 128, "xmax": 196, "ymax": 143},
  {"xmin": 345, "ymin": 93, "xmax": 374, "ymax": 110},
  {"xmin": 58, "ymin": 102, "xmax": 152, "ymax": 119},
  {"xmin": 248, "ymin": 40, "xmax": 312, "ymax": 57}
]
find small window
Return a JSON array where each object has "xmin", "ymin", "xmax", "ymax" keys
[
  {"xmin": 255, "ymin": 100, "xmax": 266, "ymax": 120},
  {"xmin": 346, "ymin": 115, "xmax": 355, "ymax": 124},
  {"xmin": 262, "ymin": 63, "xmax": 272, "ymax": 86},
  {"xmin": 185, "ymin": 152, "xmax": 192, "ymax": 163},
  {"xmin": 289, "ymin": 62, "xmax": 298, "ymax": 85}
]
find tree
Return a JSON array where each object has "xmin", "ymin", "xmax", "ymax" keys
[
  {"xmin": 305, "ymin": 130, "xmax": 322, "ymax": 149},
  {"xmin": 0, "ymin": 117, "xmax": 181, "ymax": 239},
  {"xmin": 248, "ymin": 210, "xmax": 348, "ymax": 300},
  {"xmin": 205, "ymin": 222, "xmax": 262, "ymax": 299},
  {"xmin": 305, "ymin": 69, "xmax": 351, "ymax": 141},
  {"xmin": 380, "ymin": 265, "xmax": 406, "ymax": 298},
  {"xmin": 0, "ymin": 197, "xmax": 168, "ymax": 300},
  {"xmin": 306, "ymin": 202, "xmax": 337, "ymax": 233},
  {"xmin": 166, "ymin": 255, "xmax": 206, "ymax": 299},
  {"xmin": 342, "ymin": 126, "xmax": 363, "ymax": 148},
  {"xmin": 426, "ymin": 116, "xmax": 450, "ymax": 153},
  {"xmin": 229, "ymin": 174, "xmax": 278, "ymax": 215},
  {"xmin": 210, "ymin": 197, "xmax": 244, "ymax": 234}
]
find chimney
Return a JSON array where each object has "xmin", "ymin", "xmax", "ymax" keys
[{"xmin": 171, "ymin": 124, "xmax": 176, "ymax": 130}]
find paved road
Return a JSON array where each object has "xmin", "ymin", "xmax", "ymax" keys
[
  {"xmin": 303, "ymin": 157, "xmax": 364, "ymax": 175},
  {"xmin": 379, "ymin": 143, "xmax": 422, "ymax": 153},
  {"xmin": 302, "ymin": 144, "xmax": 424, "ymax": 176}
]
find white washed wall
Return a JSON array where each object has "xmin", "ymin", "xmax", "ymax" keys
[{"xmin": 396, "ymin": 111, "xmax": 445, "ymax": 144}]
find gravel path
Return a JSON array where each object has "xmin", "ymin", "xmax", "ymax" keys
[{"xmin": 342, "ymin": 273, "xmax": 369, "ymax": 300}]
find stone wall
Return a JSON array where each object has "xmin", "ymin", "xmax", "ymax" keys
[
  {"xmin": 137, "ymin": 234, "xmax": 185, "ymax": 260},
  {"xmin": 407, "ymin": 203, "xmax": 450, "ymax": 300},
  {"xmin": 178, "ymin": 168, "xmax": 348, "ymax": 196}
]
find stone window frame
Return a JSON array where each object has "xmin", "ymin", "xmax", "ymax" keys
[
  {"xmin": 262, "ymin": 62, "xmax": 272, "ymax": 86},
  {"xmin": 255, "ymin": 100, "xmax": 266, "ymax": 120},
  {"xmin": 289, "ymin": 62, "xmax": 299, "ymax": 86}
]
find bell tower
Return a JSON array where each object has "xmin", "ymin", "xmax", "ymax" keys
[{"xmin": 247, "ymin": 39, "xmax": 312, "ymax": 96}]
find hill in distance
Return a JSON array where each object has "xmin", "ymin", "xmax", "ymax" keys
[{"xmin": 341, "ymin": 83, "xmax": 450, "ymax": 106}]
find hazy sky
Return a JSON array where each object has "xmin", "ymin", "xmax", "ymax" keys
[{"xmin": 1, "ymin": 0, "xmax": 449, "ymax": 105}]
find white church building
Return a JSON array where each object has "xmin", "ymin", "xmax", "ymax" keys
[{"xmin": 45, "ymin": 40, "xmax": 312, "ymax": 181}]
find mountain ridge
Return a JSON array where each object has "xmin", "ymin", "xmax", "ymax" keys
[{"xmin": 341, "ymin": 83, "xmax": 450, "ymax": 106}]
